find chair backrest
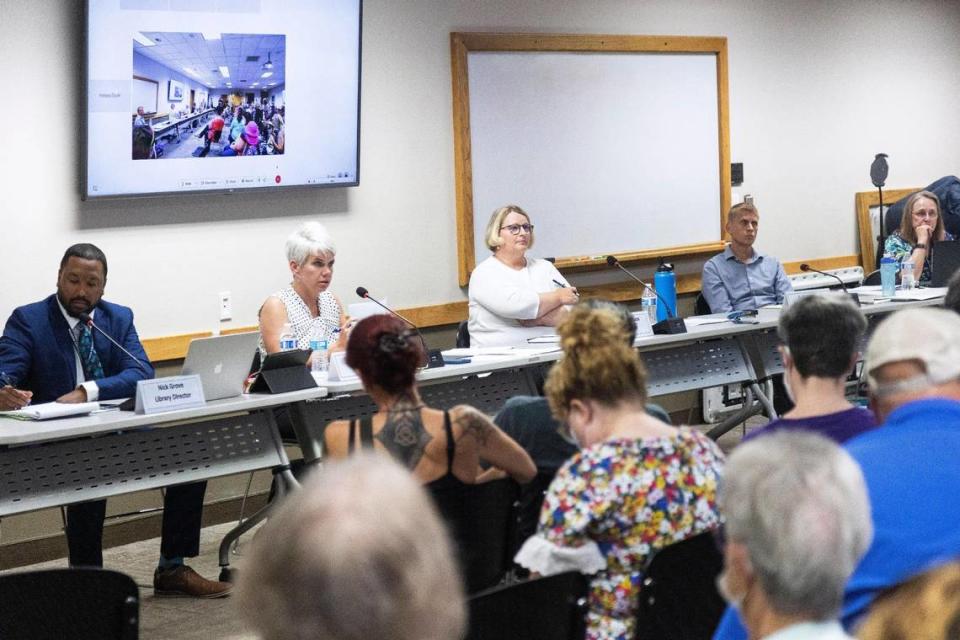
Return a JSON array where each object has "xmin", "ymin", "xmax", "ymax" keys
[
  {"xmin": 0, "ymin": 568, "xmax": 139, "ymax": 640},
  {"xmin": 430, "ymin": 477, "xmax": 519, "ymax": 594},
  {"xmin": 466, "ymin": 571, "xmax": 588, "ymax": 640},
  {"xmin": 695, "ymin": 292, "xmax": 712, "ymax": 315},
  {"xmin": 456, "ymin": 320, "xmax": 471, "ymax": 348},
  {"xmin": 862, "ymin": 269, "xmax": 882, "ymax": 286},
  {"xmin": 634, "ymin": 530, "xmax": 726, "ymax": 640}
]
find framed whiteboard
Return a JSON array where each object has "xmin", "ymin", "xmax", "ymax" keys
[
  {"xmin": 450, "ymin": 33, "xmax": 730, "ymax": 286},
  {"xmin": 132, "ymin": 75, "xmax": 158, "ymax": 114}
]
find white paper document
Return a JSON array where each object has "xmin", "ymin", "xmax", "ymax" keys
[{"xmin": 0, "ymin": 401, "xmax": 100, "ymax": 421}]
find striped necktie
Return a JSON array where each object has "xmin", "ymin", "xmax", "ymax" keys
[{"xmin": 77, "ymin": 323, "xmax": 105, "ymax": 380}]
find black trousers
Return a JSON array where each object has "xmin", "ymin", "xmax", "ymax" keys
[{"xmin": 65, "ymin": 481, "xmax": 207, "ymax": 568}]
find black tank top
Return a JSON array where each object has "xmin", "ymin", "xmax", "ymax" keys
[{"xmin": 348, "ymin": 410, "xmax": 468, "ymax": 490}]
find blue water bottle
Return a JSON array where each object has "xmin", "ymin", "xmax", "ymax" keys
[
  {"xmin": 879, "ymin": 253, "xmax": 897, "ymax": 297},
  {"xmin": 654, "ymin": 259, "xmax": 677, "ymax": 322}
]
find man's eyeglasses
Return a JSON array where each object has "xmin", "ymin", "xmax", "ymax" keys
[{"xmin": 501, "ymin": 223, "xmax": 534, "ymax": 235}]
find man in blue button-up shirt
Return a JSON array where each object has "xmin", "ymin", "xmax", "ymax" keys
[{"xmin": 701, "ymin": 203, "xmax": 792, "ymax": 313}]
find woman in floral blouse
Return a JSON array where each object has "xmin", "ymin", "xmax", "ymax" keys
[
  {"xmin": 884, "ymin": 190, "xmax": 954, "ymax": 284},
  {"xmin": 514, "ymin": 302, "xmax": 724, "ymax": 640}
]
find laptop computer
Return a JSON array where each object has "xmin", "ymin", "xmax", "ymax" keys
[
  {"xmin": 181, "ymin": 332, "xmax": 260, "ymax": 401},
  {"xmin": 930, "ymin": 241, "xmax": 960, "ymax": 287}
]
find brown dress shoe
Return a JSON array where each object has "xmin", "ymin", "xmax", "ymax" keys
[{"xmin": 153, "ymin": 565, "xmax": 232, "ymax": 598}]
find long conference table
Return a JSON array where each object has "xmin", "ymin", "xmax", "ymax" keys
[{"xmin": 0, "ymin": 294, "xmax": 943, "ymax": 576}]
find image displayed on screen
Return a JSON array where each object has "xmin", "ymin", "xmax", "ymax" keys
[
  {"xmin": 85, "ymin": 0, "xmax": 361, "ymax": 199},
  {"xmin": 131, "ymin": 32, "xmax": 287, "ymax": 160}
]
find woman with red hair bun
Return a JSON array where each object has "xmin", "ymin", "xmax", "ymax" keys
[{"xmin": 323, "ymin": 314, "xmax": 535, "ymax": 486}]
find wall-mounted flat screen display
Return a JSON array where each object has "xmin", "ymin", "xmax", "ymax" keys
[{"xmin": 85, "ymin": 0, "xmax": 361, "ymax": 199}]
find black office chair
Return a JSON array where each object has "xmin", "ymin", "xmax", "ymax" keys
[
  {"xmin": 431, "ymin": 477, "xmax": 519, "ymax": 594},
  {"xmin": 694, "ymin": 292, "xmax": 712, "ymax": 315},
  {"xmin": 862, "ymin": 269, "xmax": 882, "ymax": 286},
  {"xmin": 0, "ymin": 568, "xmax": 139, "ymax": 640},
  {"xmin": 634, "ymin": 530, "xmax": 726, "ymax": 640},
  {"xmin": 456, "ymin": 320, "xmax": 471, "ymax": 348},
  {"xmin": 466, "ymin": 571, "xmax": 588, "ymax": 640}
]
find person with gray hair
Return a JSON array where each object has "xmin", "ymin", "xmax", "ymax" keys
[
  {"xmin": 740, "ymin": 294, "xmax": 875, "ymax": 445},
  {"xmin": 259, "ymin": 221, "xmax": 348, "ymax": 361},
  {"xmin": 235, "ymin": 454, "xmax": 465, "ymax": 640},
  {"xmin": 716, "ymin": 431, "xmax": 872, "ymax": 640}
]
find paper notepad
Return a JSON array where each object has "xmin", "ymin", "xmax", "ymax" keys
[{"xmin": 0, "ymin": 401, "xmax": 99, "ymax": 421}]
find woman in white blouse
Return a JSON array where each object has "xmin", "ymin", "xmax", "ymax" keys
[{"xmin": 468, "ymin": 205, "xmax": 579, "ymax": 348}]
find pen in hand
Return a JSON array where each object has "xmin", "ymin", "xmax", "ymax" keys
[
  {"xmin": 0, "ymin": 372, "xmax": 32, "ymax": 410},
  {"xmin": 552, "ymin": 279, "xmax": 580, "ymax": 300}
]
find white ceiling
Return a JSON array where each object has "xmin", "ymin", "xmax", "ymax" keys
[{"xmin": 134, "ymin": 32, "xmax": 285, "ymax": 91}]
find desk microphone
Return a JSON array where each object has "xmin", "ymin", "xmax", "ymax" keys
[
  {"xmin": 355, "ymin": 287, "xmax": 444, "ymax": 368},
  {"xmin": 604, "ymin": 256, "xmax": 686, "ymax": 334},
  {"xmin": 799, "ymin": 264, "xmax": 848, "ymax": 292},
  {"xmin": 78, "ymin": 312, "xmax": 153, "ymax": 376},
  {"xmin": 797, "ymin": 265, "xmax": 860, "ymax": 305}
]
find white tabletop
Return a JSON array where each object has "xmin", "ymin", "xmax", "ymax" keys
[{"xmin": 0, "ymin": 386, "xmax": 327, "ymax": 447}]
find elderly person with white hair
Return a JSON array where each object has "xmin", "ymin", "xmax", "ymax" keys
[
  {"xmin": 716, "ymin": 431, "xmax": 872, "ymax": 640},
  {"xmin": 259, "ymin": 221, "xmax": 348, "ymax": 361},
  {"xmin": 235, "ymin": 454, "xmax": 465, "ymax": 640},
  {"xmin": 468, "ymin": 204, "xmax": 580, "ymax": 348}
]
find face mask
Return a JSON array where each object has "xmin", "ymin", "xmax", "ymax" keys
[
  {"xmin": 782, "ymin": 370, "xmax": 796, "ymax": 404},
  {"xmin": 716, "ymin": 568, "xmax": 745, "ymax": 612},
  {"xmin": 556, "ymin": 423, "xmax": 581, "ymax": 448}
]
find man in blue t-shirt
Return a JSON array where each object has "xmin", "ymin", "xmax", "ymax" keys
[{"xmin": 713, "ymin": 307, "xmax": 960, "ymax": 639}]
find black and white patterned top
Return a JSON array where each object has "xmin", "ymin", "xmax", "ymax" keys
[{"xmin": 259, "ymin": 287, "xmax": 342, "ymax": 358}]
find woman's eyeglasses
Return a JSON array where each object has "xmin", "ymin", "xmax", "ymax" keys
[{"xmin": 501, "ymin": 223, "xmax": 534, "ymax": 235}]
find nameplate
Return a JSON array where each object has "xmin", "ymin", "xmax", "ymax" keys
[
  {"xmin": 327, "ymin": 352, "xmax": 360, "ymax": 382},
  {"xmin": 135, "ymin": 375, "xmax": 206, "ymax": 415}
]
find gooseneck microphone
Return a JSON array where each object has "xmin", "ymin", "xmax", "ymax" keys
[
  {"xmin": 355, "ymin": 287, "xmax": 444, "ymax": 368},
  {"xmin": 799, "ymin": 264, "xmax": 848, "ymax": 292},
  {"xmin": 604, "ymin": 256, "xmax": 686, "ymax": 335},
  {"xmin": 798, "ymin": 265, "xmax": 860, "ymax": 306},
  {"xmin": 78, "ymin": 312, "xmax": 152, "ymax": 376}
]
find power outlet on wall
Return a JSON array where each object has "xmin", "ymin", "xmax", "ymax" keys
[{"xmin": 219, "ymin": 291, "xmax": 232, "ymax": 322}]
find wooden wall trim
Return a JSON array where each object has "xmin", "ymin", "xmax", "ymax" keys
[
  {"xmin": 855, "ymin": 187, "xmax": 919, "ymax": 270},
  {"xmin": 143, "ymin": 254, "xmax": 860, "ymax": 362}
]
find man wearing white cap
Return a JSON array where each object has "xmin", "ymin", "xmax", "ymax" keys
[{"xmin": 844, "ymin": 307, "xmax": 960, "ymax": 625}]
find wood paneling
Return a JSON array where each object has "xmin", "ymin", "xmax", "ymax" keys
[{"xmin": 142, "ymin": 331, "xmax": 210, "ymax": 363}]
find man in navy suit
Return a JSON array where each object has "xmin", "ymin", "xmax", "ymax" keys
[{"xmin": 0, "ymin": 244, "xmax": 231, "ymax": 598}]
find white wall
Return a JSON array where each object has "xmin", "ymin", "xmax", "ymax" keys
[{"xmin": 2, "ymin": 0, "xmax": 959, "ymax": 339}]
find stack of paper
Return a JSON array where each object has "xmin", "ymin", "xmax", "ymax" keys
[{"xmin": 0, "ymin": 401, "xmax": 99, "ymax": 421}]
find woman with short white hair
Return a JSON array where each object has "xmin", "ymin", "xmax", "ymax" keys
[
  {"xmin": 716, "ymin": 431, "xmax": 873, "ymax": 640},
  {"xmin": 235, "ymin": 454, "xmax": 465, "ymax": 640},
  {"xmin": 467, "ymin": 205, "xmax": 580, "ymax": 348},
  {"xmin": 259, "ymin": 221, "xmax": 348, "ymax": 361}
]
